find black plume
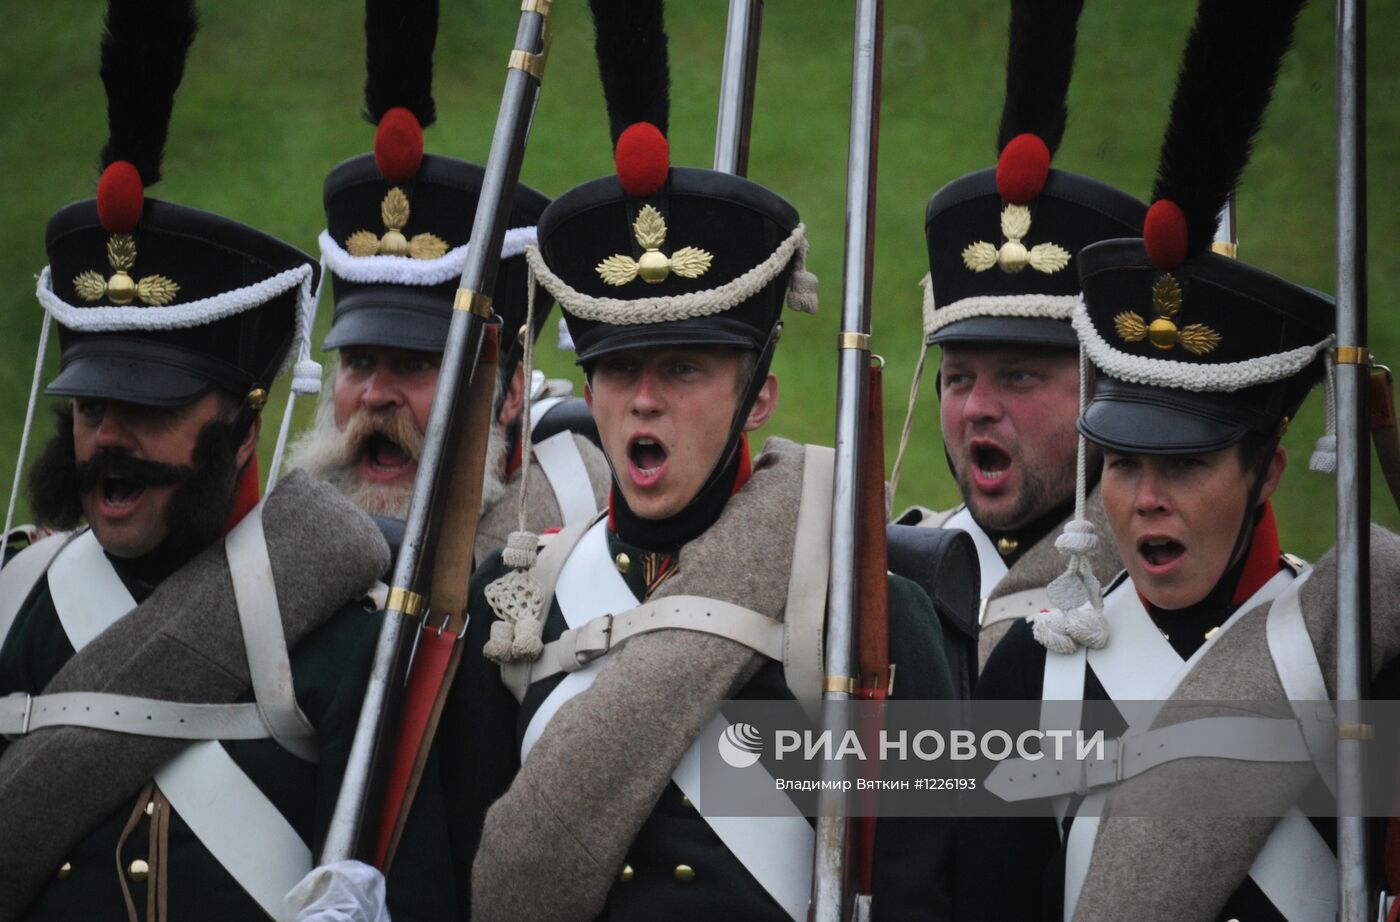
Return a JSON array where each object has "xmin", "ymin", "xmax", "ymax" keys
[
  {"xmin": 98, "ymin": 0, "xmax": 198, "ymax": 186},
  {"xmin": 364, "ymin": 0, "xmax": 439, "ymax": 127},
  {"xmin": 1152, "ymin": 0, "xmax": 1306, "ymax": 257},
  {"xmin": 589, "ymin": 0, "xmax": 669, "ymax": 145},
  {"xmin": 996, "ymin": 0, "xmax": 1085, "ymax": 156}
]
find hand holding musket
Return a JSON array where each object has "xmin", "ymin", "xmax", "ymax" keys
[{"xmin": 320, "ymin": 0, "xmax": 554, "ymax": 869}]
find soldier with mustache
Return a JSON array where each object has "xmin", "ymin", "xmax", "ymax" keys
[
  {"xmin": 0, "ymin": 1, "xmax": 456, "ymax": 918},
  {"xmin": 286, "ymin": 0, "xmax": 609, "ymax": 564}
]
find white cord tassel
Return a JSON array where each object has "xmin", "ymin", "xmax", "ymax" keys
[
  {"xmin": 1042, "ymin": 338, "xmax": 1109, "ymax": 649},
  {"xmin": 787, "ymin": 234, "xmax": 819, "ymax": 315},
  {"xmin": 1309, "ymin": 349, "xmax": 1338, "ymax": 473},
  {"xmin": 1, "ymin": 312, "xmax": 54, "ymax": 565},
  {"xmin": 267, "ymin": 256, "xmax": 328, "ymax": 493},
  {"xmin": 556, "ymin": 316, "xmax": 575, "ymax": 352},
  {"xmin": 484, "ymin": 266, "xmax": 547, "ymax": 663}
]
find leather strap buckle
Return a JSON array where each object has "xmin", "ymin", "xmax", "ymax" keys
[{"xmin": 572, "ymin": 613, "xmax": 615, "ymax": 667}]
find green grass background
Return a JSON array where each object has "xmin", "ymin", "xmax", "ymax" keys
[{"xmin": 1, "ymin": 1, "xmax": 1395, "ymax": 560}]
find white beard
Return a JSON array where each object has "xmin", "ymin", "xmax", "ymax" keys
[{"xmin": 287, "ymin": 386, "xmax": 511, "ymax": 520}]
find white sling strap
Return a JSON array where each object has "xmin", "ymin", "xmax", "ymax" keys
[
  {"xmin": 0, "ymin": 530, "xmax": 73, "ymax": 648},
  {"xmin": 519, "ymin": 517, "xmax": 815, "ymax": 920},
  {"xmin": 942, "ymin": 507, "xmax": 1008, "ymax": 601},
  {"xmin": 225, "ymin": 502, "xmax": 318, "ymax": 763},
  {"xmin": 46, "ymin": 521, "xmax": 312, "ymax": 921},
  {"xmin": 532, "ymin": 431, "xmax": 600, "ymax": 526},
  {"xmin": 1265, "ymin": 569, "xmax": 1338, "ymax": 794},
  {"xmin": 781, "ymin": 444, "xmax": 833, "ymax": 709}
]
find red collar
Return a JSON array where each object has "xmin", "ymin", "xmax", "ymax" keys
[
  {"xmin": 1231, "ymin": 500, "xmax": 1283, "ymax": 606},
  {"xmin": 222, "ymin": 455, "xmax": 260, "ymax": 534}
]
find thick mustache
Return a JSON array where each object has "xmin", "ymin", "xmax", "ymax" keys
[
  {"xmin": 75, "ymin": 450, "xmax": 194, "ymax": 493},
  {"xmin": 345, "ymin": 410, "xmax": 424, "ymax": 462}
]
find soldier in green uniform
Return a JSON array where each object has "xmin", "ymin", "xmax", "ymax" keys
[
  {"xmin": 441, "ymin": 2, "xmax": 954, "ymax": 920},
  {"xmin": 891, "ymin": 0, "xmax": 1141, "ymax": 673},
  {"xmin": 285, "ymin": 0, "xmax": 609, "ymax": 558},
  {"xmin": 0, "ymin": 2, "xmax": 455, "ymax": 919}
]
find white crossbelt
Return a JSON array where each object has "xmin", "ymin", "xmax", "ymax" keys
[
  {"xmin": 532, "ymin": 431, "xmax": 600, "ymax": 526},
  {"xmin": 941, "ymin": 508, "xmax": 1008, "ymax": 602},
  {"xmin": 519, "ymin": 518, "xmax": 815, "ymax": 920},
  {"xmin": 43, "ymin": 509, "xmax": 312, "ymax": 921},
  {"xmin": 1009, "ymin": 570, "xmax": 1336, "ymax": 922}
]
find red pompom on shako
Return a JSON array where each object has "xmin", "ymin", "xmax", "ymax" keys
[
  {"xmin": 996, "ymin": 133, "xmax": 1051, "ymax": 205},
  {"xmin": 96, "ymin": 161, "xmax": 144, "ymax": 234},
  {"xmin": 1144, "ymin": 199, "xmax": 1189, "ymax": 269},
  {"xmin": 374, "ymin": 107, "xmax": 425, "ymax": 183},
  {"xmin": 615, "ymin": 122, "xmax": 669, "ymax": 198}
]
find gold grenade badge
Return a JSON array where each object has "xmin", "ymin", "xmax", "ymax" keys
[
  {"xmin": 596, "ymin": 205, "xmax": 713, "ymax": 286},
  {"xmin": 346, "ymin": 187, "xmax": 448, "ymax": 260},
  {"xmin": 961, "ymin": 204, "xmax": 1071, "ymax": 275},
  {"xmin": 1113, "ymin": 274, "xmax": 1221, "ymax": 356},
  {"xmin": 73, "ymin": 235, "xmax": 178, "ymax": 306}
]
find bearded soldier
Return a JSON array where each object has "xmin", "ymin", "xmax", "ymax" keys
[
  {"xmin": 0, "ymin": 2, "xmax": 455, "ymax": 919},
  {"xmin": 287, "ymin": 0, "xmax": 609, "ymax": 563},
  {"xmin": 892, "ymin": 0, "xmax": 1141, "ymax": 670},
  {"xmin": 961, "ymin": 1, "xmax": 1400, "ymax": 918},
  {"xmin": 439, "ymin": 2, "xmax": 955, "ymax": 920}
]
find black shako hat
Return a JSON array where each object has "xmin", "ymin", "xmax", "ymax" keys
[
  {"xmin": 537, "ymin": 166, "xmax": 806, "ymax": 364},
  {"xmin": 319, "ymin": 0, "xmax": 551, "ymax": 379},
  {"xmin": 922, "ymin": 0, "xmax": 1146, "ymax": 350},
  {"xmin": 1074, "ymin": 0, "xmax": 1327, "ymax": 455},
  {"xmin": 39, "ymin": 0, "xmax": 316, "ymax": 408},
  {"xmin": 321, "ymin": 154, "xmax": 550, "ymax": 359},
  {"xmin": 531, "ymin": 0, "xmax": 816, "ymax": 367}
]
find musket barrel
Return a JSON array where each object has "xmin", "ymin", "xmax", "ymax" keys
[
  {"xmin": 714, "ymin": 0, "xmax": 764, "ymax": 176},
  {"xmin": 320, "ymin": 4, "xmax": 550, "ymax": 865},
  {"xmin": 813, "ymin": 1, "xmax": 883, "ymax": 918},
  {"xmin": 1334, "ymin": 0, "xmax": 1370, "ymax": 917}
]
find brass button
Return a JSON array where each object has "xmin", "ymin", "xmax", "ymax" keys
[
  {"xmin": 127, "ymin": 859, "xmax": 149, "ymax": 882},
  {"xmin": 680, "ymin": 794, "xmax": 693, "ymax": 808},
  {"xmin": 144, "ymin": 800, "xmax": 155, "ymax": 816},
  {"xmin": 674, "ymin": 864, "xmax": 695, "ymax": 883},
  {"xmin": 56, "ymin": 862, "xmax": 72, "ymax": 880},
  {"xmin": 618, "ymin": 864, "xmax": 634, "ymax": 883},
  {"xmin": 995, "ymin": 537, "xmax": 1018, "ymax": 556},
  {"xmin": 615, "ymin": 552, "xmax": 631, "ymax": 574}
]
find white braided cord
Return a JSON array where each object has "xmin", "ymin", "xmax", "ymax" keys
[
  {"xmin": 318, "ymin": 226, "xmax": 538, "ymax": 287},
  {"xmin": 36, "ymin": 263, "xmax": 313, "ymax": 334},
  {"xmin": 1072, "ymin": 298, "xmax": 1332, "ymax": 392},
  {"xmin": 1, "ymin": 313, "xmax": 53, "ymax": 565},
  {"xmin": 920, "ymin": 272, "xmax": 1078, "ymax": 337},
  {"xmin": 524, "ymin": 223, "xmax": 810, "ymax": 325},
  {"xmin": 267, "ymin": 253, "xmax": 331, "ymax": 493}
]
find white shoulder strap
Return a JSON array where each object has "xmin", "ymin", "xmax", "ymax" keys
[
  {"xmin": 943, "ymin": 507, "xmax": 1009, "ymax": 599},
  {"xmin": 533, "ymin": 432, "xmax": 600, "ymax": 526},
  {"xmin": 225, "ymin": 500, "xmax": 318, "ymax": 763},
  {"xmin": 0, "ymin": 530, "xmax": 72, "ymax": 648},
  {"xmin": 782, "ymin": 444, "xmax": 834, "ymax": 709}
]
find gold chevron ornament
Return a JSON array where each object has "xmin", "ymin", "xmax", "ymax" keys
[
  {"xmin": 346, "ymin": 187, "xmax": 449, "ymax": 260},
  {"xmin": 596, "ymin": 205, "xmax": 713, "ymax": 286},
  {"xmin": 961, "ymin": 204, "xmax": 1071, "ymax": 275},
  {"xmin": 73, "ymin": 234, "xmax": 179, "ymax": 306},
  {"xmin": 1113, "ymin": 273, "xmax": 1221, "ymax": 355}
]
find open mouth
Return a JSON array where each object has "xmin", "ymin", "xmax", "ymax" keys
[
  {"xmin": 100, "ymin": 475, "xmax": 147, "ymax": 509},
  {"xmin": 970, "ymin": 443, "xmax": 1012, "ymax": 487},
  {"xmin": 364, "ymin": 433, "xmax": 413, "ymax": 472},
  {"xmin": 1139, "ymin": 536, "xmax": 1186, "ymax": 570},
  {"xmin": 629, "ymin": 437, "xmax": 668, "ymax": 475}
]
